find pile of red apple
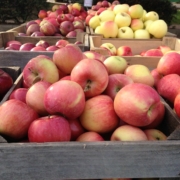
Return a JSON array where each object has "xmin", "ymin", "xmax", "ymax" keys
[
  {"xmin": 0, "ymin": 69, "xmax": 13, "ymax": 101},
  {"xmin": 86, "ymin": 0, "xmax": 168, "ymax": 39},
  {"xmin": 0, "ymin": 44, "xmax": 174, "ymax": 143},
  {"xmin": 17, "ymin": 3, "xmax": 88, "ymax": 38},
  {"xmin": 99, "ymin": 42, "xmax": 176, "ymax": 56},
  {"xmin": 5, "ymin": 39, "xmax": 83, "ymax": 51}
]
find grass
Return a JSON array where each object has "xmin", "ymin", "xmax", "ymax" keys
[{"xmin": 171, "ymin": 10, "xmax": 180, "ymax": 24}]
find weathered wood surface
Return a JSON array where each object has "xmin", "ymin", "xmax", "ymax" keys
[
  {"xmin": 0, "ymin": 141, "xmax": 180, "ymax": 180},
  {"xmin": 89, "ymin": 35, "xmax": 178, "ymax": 56}
]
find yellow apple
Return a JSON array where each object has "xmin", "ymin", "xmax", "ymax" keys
[
  {"xmin": 114, "ymin": 12, "xmax": 131, "ymax": 28},
  {"xmin": 94, "ymin": 25, "xmax": 103, "ymax": 35},
  {"xmin": 144, "ymin": 20, "xmax": 153, "ymax": 30},
  {"xmin": 128, "ymin": 4, "xmax": 144, "ymax": 19},
  {"xmin": 113, "ymin": 4, "xmax": 129, "ymax": 14},
  {"xmin": 124, "ymin": 64, "xmax": 154, "ymax": 87},
  {"xmin": 99, "ymin": 9, "xmax": 115, "ymax": 22},
  {"xmin": 144, "ymin": 11, "xmax": 159, "ymax": 21},
  {"xmin": 100, "ymin": 21, "xmax": 118, "ymax": 38},
  {"xmin": 100, "ymin": 42, "xmax": 117, "ymax": 55},
  {"xmin": 89, "ymin": 15, "xmax": 100, "ymax": 29},
  {"xmin": 117, "ymin": 26, "xmax": 134, "ymax": 39},
  {"xmin": 148, "ymin": 19, "xmax": 168, "ymax": 38},
  {"xmin": 141, "ymin": 9, "xmax": 147, "ymax": 22},
  {"xmin": 134, "ymin": 29, "xmax": 150, "ymax": 39}
]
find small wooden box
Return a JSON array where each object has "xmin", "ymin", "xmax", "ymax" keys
[
  {"xmin": 89, "ymin": 35, "xmax": 180, "ymax": 68},
  {"xmin": 0, "ymin": 71, "xmax": 180, "ymax": 179}
]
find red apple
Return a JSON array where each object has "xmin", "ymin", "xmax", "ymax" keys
[
  {"xmin": 26, "ymin": 24, "xmax": 40, "ymax": 36},
  {"xmin": 38, "ymin": 10, "xmax": 47, "ymax": 19},
  {"xmin": 19, "ymin": 43, "xmax": 35, "ymax": 51},
  {"xmin": 0, "ymin": 69, "xmax": 13, "ymax": 99},
  {"xmin": 156, "ymin": 73, "xmax": 180, "ymax": 105},
  {"xmin": 174, "ymin": 93, "xmax": 180, "ymax": 118},
  {"xmin": 46, "ymin": 45, "xmax": 59, "ymax": 51},
  {"xmin": 18, "ymin": 33, "xmax": 27, "ymax": 37},
  {"xmin": 30, "ymin": 46, "xmax": 46, "ymax": 51},
  {"xmin": 44, "ymin": 80, "xmax": 86, "ymax": 119},
  {"xmin": 85, "ymin": 14, "xmax": 94, "ymax": 26},
  {"xmin": 8, "ymin": 43, "xmax": 21, "ymax": 50},
  {"xmin": 26, "ymin": 81, "xmax": 52, "ymax": 116},
  {"xmin": 28, "ymin": 115, "xmax": 71, "ymax": 142},
  {"xmin": 0, "ymin": 99, "xmax": 39, "ymax": 140},
  {"xmin": 53, "ymin": 44, "xmax": 85, "ymax": 74},
  {"xmin": 80, "ymin": 95, "xmax": 119, "ymax": 133},
  {"xmin": 71, "ymin": 8, "xmax": 80, "ymax": 16},
  {"xmin": 65, "ymin": 13, "xmax": 74, "ymax": 22},
  {"xmin": 56, "ymin": 14, "xmax": 68, "ymax": 24},
  {"xmin": 83, "ymin": 51, "xmax": 106, "ymax": 62},
  {"xmin": 69, "ymin": 118, "xmax": 85, "ymax": 141},
  {"xmin": 114, "ymin": 83, "xmax": 165, "ymax": 127},
  {"xmin": 40, "ymin": 20, "xmax": 57, "ymax": 36},
  {"xmin": 76, "ymin": 131, "xmax": 104, "ymax": 141},
  {"xmin": 22, "ymin": 55, "xmax": 59, "ymax": 87},
  {"xmin": 6, "ymin": 40, "xmax": 21, "ymax": 48},
  {"xmin": 26, "ymin": 20, "xmax": 38, "ymax": 29},
  {"xmin": 9, "ymin": 88, "xmax": 28, "ymax": 103},
  {"xmin": 150, "ymin": 68, "xmax": 163, "ymax": 89},
  {"xmin": 66, "ymin": 30, "xmax": 77, "ymax": 38},
  {"xmin": 55, "ymin": 39, "xmax": 70, "ymax": 48},
  {"xmin": 35, "ymin": 40, "xmax": 50, "ymax": 49},
  {"xmin": 143, "ymin": 49, "xmax": 163, "ymax": 57},
  {"xmin": 71, "ymin": 58, "xmax": 109, "ymax": 98},
  {"xmin": 104, "ymin": 74, "xmax": 134, "ymax": 100},
  {"xmin": 73, "ymin": 19, "xmax": 85, "ymax": 30},
  {"xmin": 101, "ymin": 0, "xmax": 110, "ymax": 7},
  {"xmin": 59, "ymin": 20, "xmax": 74, "ymax": 36}
]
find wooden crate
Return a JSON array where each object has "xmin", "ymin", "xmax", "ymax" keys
[
  {"xmin": 0, "ymin": 66, "xmax": 21, "ymax": 103},
  {"xmin": 89, "ymin": 35, "xmax": 180, "ymax": 68},
  {"xmin": 0, "ymin": 72, "xmax": 180, "ymax": 180},
  {"xmin": 2, "ymin": 27, "xmax": 90, "ymax": 48}
]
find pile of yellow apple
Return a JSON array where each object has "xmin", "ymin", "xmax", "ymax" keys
[{"xmin": 86, "ymin": 3, "xmax": 168, "ymax": 39}]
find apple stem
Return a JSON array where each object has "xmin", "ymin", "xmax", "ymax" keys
[
  {"xmin": 32, "ymin": 76, "xmax": 42, "ymax": 84},
  {"xmin": 84, "ymin": 80, "xmax": 91, "ymax": 92}
]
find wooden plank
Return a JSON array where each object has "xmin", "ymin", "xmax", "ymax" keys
[{"xmin": 0, "ymin": 141, "xmax": 180, "ymax": 179}]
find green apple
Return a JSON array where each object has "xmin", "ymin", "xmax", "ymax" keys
[
  {"xmin": 103, "ymin": 56, "xmax": 128, "ymax": 74},
  {"xmin": 144, "ymin": 11, "xmax": 159, "ymax": 21},
  {"xmin": 89, "ymin": 15, "xmax": 100, "ymax": 29},
  {"xmin": 114, "ymin": 12, "xmax": 131, "ymax": 28},
  {"xmin": 117, "ymin": 26, "xmax": 134, "ymax": 39},
  {"xmin": 134, "ymin": 29, "xmax": 150, "ymax": 39},
  {"xmin": 148, "ymin": 19, "xmax": 168, "ymax": 38}
]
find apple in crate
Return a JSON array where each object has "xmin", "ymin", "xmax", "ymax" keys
[
  {"xmin": 38, "ymin": 9, "xmax": 48, "ymax": 19},
  {"xmin": 0, "ymin": 99, "xmax": 39, "ymax": 141},
  {"xmin": 111, "ymin": 125, "xmax": 148, "ymax": 141},
  {"xmin": 71, "ymin": 58, "xmax": 109, "ymax": 98},
  {"xmin": 157, "ymin": 52, "xmax": 180, "ymax": 76},
  {"xmin": 44, "ymin": 80, "xmax": 85, "ymax": 120},
  {"xmin": 9, "ymin": 88, "xmax": 28, "ymax": 103},
  {"xmin": 26, "ymin": 81, "xmax": 52, "ymax": 116},
  {"xmin": 113, "ymin": 4, "xmax": 129, "ymax": 14},
  {"xmin": 100, "ymin": 43, "xmax": 117, "ymax": 56},
  {"xmin": 26, "ymin": 24, "xmax": 40, "ymax": 36},
  {"xmin": 150, "ymin": 68, "xmax": 163, "ymax": 89},
  {"xmin": 0, "ymin": 69, "xmax": 13, "ymax": 99},
  {"xmin": 36, "ymin": 40, "xmax": 50, "ymax": 49},
  {"xmin": 156, "ymin": 74, "xmax": 180, "ymax": 105},
  {"xmin": 66, "ymin": 30, "xmax": 77, "ymax": 38},
  {"xmin": 6, "ymin": 40, "xmax": 22, "ymax": 48},
  {"xmin": 104, "ymin": 74, "xmax": 134, "ymax": 100},
  {"xmin": 80, "ymin": 95, "xmax": 119, "ymax": 133},
  {"xmin": 26, "ymin": 20, "xmax": 38, "ymax": 29},
  {"xmin": 124, "ymin": 64, "xmax": 154, "ymax": 87},
  {"xmin": 76, "ymin": 131, "xmax": 104, "ymax": 141},
  {"xmin": 69, "ymin": 118, "xmax": 85, "ymax": 141},
  {"xmin": 40, "ymin": 20, "xmax": 57, "ymax": 36},
  {"xmin": 117, "ymin": 46, "xmax": 132, "ymax": 56},
  {"xmin": 60, "ymin": 20, "xmax": 74, "ymax": 36},
  {"xmin": 46, "ymin": 45, "xmax": 59, "ymax": 51},
  {"xmin": 83, "ymin": 51, "xmax": 106, "ymax": 62},
  {"xmin": 128, "ymin": 4, "xmax": 144, "ymax": 19},
  {"xmin": 103, "ymin": 56, "xmax": 128, "ymax": 74},
  {"xmin": 19, "ymin": 43, "xmax": 36, "ymax": 51},
  {"xmin": 117, "ymin": 26, "xmax": 134, "ymax": 39},
  {"xmin": 22, "ymin": 55, "xmax": 59, "ymax": 87},
  {"xmin": 30, "ymin": 46, "xmax": 46, "ymax": 51},
  {"xmin": 114, "ymin": 12, "xmax": 131, "ymax": 28},
  {"xmin": 143, "ymin": 49, "xmax": 163, "ymax": 57},
  {"xmin": 114, "ymin": 83, "xmax": 165, "ymax": 127},
  {"xmin": 53, "ymin": 44, "xmax": 85, "ymax": 74},
  {"xmin": 28, "ymin": 115, "xmax": 71, "ymax": 142},
  {"xmin": 55, "ymin": 39, "xmax": 69, "ymax": 48},
  {"xmin": 144, "ymin": 129, "xmax": 167, "ymax": 140}
]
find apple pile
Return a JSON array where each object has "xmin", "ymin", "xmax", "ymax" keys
[
  {"xmin": 4, "ymin": 39, "xmax": 83, "ymax": 51},
  {"xmin": 0, "ymin": 69, "xmax": 13, "ymax": 101},
  {"xmin": 17, "ymin": 3, "xmax": 88, "ymax": 38},
  {"xmin": 99, "ymin": 42, "xmax": 176, "ymax": 56},
  {"xmin": 86, "ymin": 1, "xmax": 168, "ymax": 39},
  {"xmin": 150, "ymin": 51, "xmax": 180, "ymax": 119},
  {"xmin": 0, "ymin": 44, "xmax": 168, "ymax": 143}
]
